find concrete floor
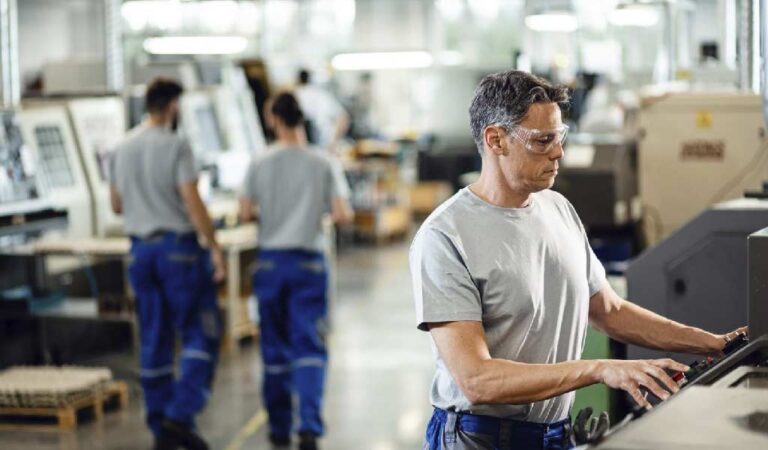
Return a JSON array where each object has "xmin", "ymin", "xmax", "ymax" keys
[{"xmin": 0, "ymin": 240, "xmax": 435, "ymax": 450}]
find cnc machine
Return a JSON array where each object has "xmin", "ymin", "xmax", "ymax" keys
[{"xmin": 67, "ymin": 97, "xmax": 127, "ymax": 237}]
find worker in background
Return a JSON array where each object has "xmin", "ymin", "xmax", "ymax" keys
[
  {"xmin": 295, "ymin": 68, "xmax": 350, "ymax": 153},
  {"xmin": 410, "ymin": 70, "xmax": 747, "ymax": 450},
  {"xmin": 110, "ymin": 77, "xmax": 226, "ymax": 450},
  {"xmin": 239, "ymin": 92, "xmax": 353, "ymax": 450}
]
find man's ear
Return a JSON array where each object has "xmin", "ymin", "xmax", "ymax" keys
[{"xmin": 483, "ymin": 125, "xmax": 507, "ymax": 156}]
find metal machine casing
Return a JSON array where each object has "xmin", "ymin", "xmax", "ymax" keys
[
  {"xmin": 638, "ymin": 93, "xmax": 766, "ymax": 246},
  {"xmin": 626, "ymin": 198, "xmax": 768, "ymax": 362},
  {"xmin": 595, "ymin": 336, "xmax": 768, "ymax": 449},
  {"xmin": 749, "ymin": 228, "xmax": 768, "ymax": 339}
]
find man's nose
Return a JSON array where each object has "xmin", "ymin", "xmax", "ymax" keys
[{"xmin": 549, "ymin": 141, "xmax": 564, "ymax": 160}]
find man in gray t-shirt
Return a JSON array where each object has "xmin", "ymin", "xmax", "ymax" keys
[
  {"xmin": 110, "ymin": 78, "xmax": 225, "ymax": 450},
  {"xmin": 240, "ymin": 144, "xmax": 349, "ymax": 253},
  {"xmin": 410, "ymin": 71, "xmax": 746, "ymax": 450},
  {"xmin": 239, "ymin": 92, "xmax": 352, "ymax": 450}
]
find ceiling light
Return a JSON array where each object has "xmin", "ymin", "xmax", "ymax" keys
[
  {"xmin": 525, "ymin": 12, "xmax": 578, "ymax": 32},
  {"xmin": 331, "ymin": 51, "xmax": 434, "ymax": 71},
  {"xmin": 143, "ymin": 36, "xmax": 249, "ymax": 55}
]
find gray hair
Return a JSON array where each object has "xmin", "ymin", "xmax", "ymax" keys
[{"xmin": 469, "ymin": 70, "xmax": 569, "ymax": 153}]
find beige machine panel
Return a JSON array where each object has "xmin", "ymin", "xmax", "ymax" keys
[
  {"xmin": 68, "ymin": 97, "xmax": 127, "ymax": 237},
  {"xmin": 16, "ymin": 106, "xmax": 93, "ymax": 238},
  {"xmin": 638, "ymin": 93, "xmax": 767, "ymax": 246}
]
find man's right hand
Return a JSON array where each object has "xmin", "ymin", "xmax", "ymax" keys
[
  {"xmin": 210, "ymin": 246, "xmax": 227, "ymax": 283},
  {"xmin": 596, "ymin": 359, "xmax": 689, "ymax": 409}
]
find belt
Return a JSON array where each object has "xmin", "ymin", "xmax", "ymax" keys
[
  {"xmin": 132, "ymin": 230, "xmax": 197, "ymax": 243},
  {"xmin": 435, "ymin": 408, "xmax": 571, "ymax": 446}
]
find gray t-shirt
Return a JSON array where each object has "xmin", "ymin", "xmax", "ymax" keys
[
  {"xmin": 410, "ymin": 187, "xmax": 606, "ymax": 424},
  {"xmin": 241, "ymin": 147, "xmax": 350, "ymax": 252},
  {"xmin": 111, "ymin": 125, "xmax": 197, "ymax": 237}
]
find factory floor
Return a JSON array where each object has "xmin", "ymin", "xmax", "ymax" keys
[{"xmin": 0, "ymin": 239, "xmax": 434, "ymax": 450}]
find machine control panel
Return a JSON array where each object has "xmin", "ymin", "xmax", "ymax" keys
[
  {"xmin": 594, "ymin": 335, "xmax": 768, "ymax": 449},
  {"xmin": 670, "ymin": 333, "xmax": 750, "ymax": 388}
]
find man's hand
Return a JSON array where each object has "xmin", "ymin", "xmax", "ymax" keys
[
  {"xmin": 210, "ymin": 246, "xmax": 227, "ymax": 283},
  {"xmin": 597, "ymin": 359, "xmax": 689, "ymax": 409},
  {"xmin": 706, "ymin": 326, "xmax": 749, "ymax": 357}
]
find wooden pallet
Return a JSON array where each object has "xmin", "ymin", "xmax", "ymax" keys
[{"xmin": 0, "ymin": 381, "xmax": 128, "ymax": 432}]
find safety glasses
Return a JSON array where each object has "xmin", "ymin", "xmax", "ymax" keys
[{"xmin": 507, "ymin": 124, "xmax": 569, "ymax": 154}]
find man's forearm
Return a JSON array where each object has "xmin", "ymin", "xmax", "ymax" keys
[
  {"xmin": 186, "ymin": 196, "xmax": 219, "ymax": 249},
  {"xmin": 459, "ymin": 359, "xmax": 602, "ymax": 405},
  {"xmin": 592, "ymin": 299, "xmax": 720, "ymax": 354}
]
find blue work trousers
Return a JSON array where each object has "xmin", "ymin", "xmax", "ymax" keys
[
  {"xmin": 128, "ymin": 233, "xmax": 221, "ymax": 436},
  {"xmin": 425, "ymin": 408, "xmax": 573, "ymax": 450},
  {"xmin": 252, "ymin": 249, "xmax": 328, "ymax": 438}
]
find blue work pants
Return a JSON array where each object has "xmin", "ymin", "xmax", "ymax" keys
[
  {"xmin": 252, "ymin": 249, "xmax": 328, "ymax": 438},
  {"xmin": 424, "ymin": 408, "xmax": 573, "ymax": 450},
  {"xmin": 128, "ymin": 233, "xmax": 221, "ymax": 436}
]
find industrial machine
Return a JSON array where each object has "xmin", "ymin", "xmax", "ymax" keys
[
  {"xmin": 637, "ymin": 92, "xmax": 767, "ymax": 246},
  {"xmin": 15, "ymin": 106, "xmax": 93, "ymax": 238},
  {"xmin": 593, "ymin": 336, "xmax": 768, "ymax": 449},
  {"xmin": 626, "ymin": 197, "xmax": 768, "ymax": 362},
  {"xmin": 180, "ymin": 87, "xmax": 260, "ymax": 198},
  {"xmin": 0, "ymin": 110, "xmax": 48, "ymax": 218},
  {"xmin": 216, "ymin": 65, "xmax": 267, "ymax": 156},
  {"xmin": 67, "ymin": 97, "xmax": 127, "ymax": 236},
  {"xmin": 589, "ymin": 227, "xmax": 768, "ymax": 449}
]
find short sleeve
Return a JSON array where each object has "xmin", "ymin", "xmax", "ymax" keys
[
  {"xmin": 175, "ymin": 140, "xmax": 197, "ymax": 184},
  {"xmin": 409, "ymin": 226, "xmax": 483, "ymax": 331},
  {"xmin": 586, "ymin": 239, "xmax": 606, "ymax": 296}
]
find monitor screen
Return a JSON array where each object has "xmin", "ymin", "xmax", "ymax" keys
[{"xmin": 34, "ymin": 124, "xmax": 75, "ymax": 189}]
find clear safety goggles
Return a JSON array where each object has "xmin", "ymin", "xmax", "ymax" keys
[{"xmin": 507, "ymin": 124, "xmax": 569, "ymax": 154}]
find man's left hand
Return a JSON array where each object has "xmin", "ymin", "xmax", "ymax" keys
[{"xmin": 706, "ymin": 326, "xmax": 748, "ymax": 357}]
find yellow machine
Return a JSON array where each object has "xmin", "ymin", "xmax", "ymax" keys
[{"xmin": 638, "ymin": 92, "xmax": 767, "ymax": 246}]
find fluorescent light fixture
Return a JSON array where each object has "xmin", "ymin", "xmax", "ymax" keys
[
  {"xmin": 143, "ymin": 36, "xmax": 249, "ymax": 55},
  {"xmin": 331, "ymin": 51, "xmax": 434, "ymax": 71},
  {"xmin": 609, "ymin": 7, "xmax": 659, "ymax": 27},
  {"xmin": 525, "ymin": 12, "xmax": 578, "ymax": 32}
]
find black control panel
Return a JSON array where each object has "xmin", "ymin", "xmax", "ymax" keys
[{"xmin": 670, "ymin": 333, "xmax": 750, "ymax": 388}]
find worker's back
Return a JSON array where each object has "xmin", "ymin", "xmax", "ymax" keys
[
  {"xmin": 112, "ymin": 125, "xmax": 196, "ymax": 237},
  {"xmin": 242, "ymin": 147, "xmax": 345, "ymax": 252}
]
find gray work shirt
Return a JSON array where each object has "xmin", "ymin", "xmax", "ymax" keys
[
  {"xmin": 410, "ymin": 187, "xmax": 606, "ymax": 424},
  {"xmin": 111, "ymin": 125, "xmax": 197, "ymax": 238},
  {"xmin": 241, "ymin": 146, "xmax": 350, "ymax": 252}
]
